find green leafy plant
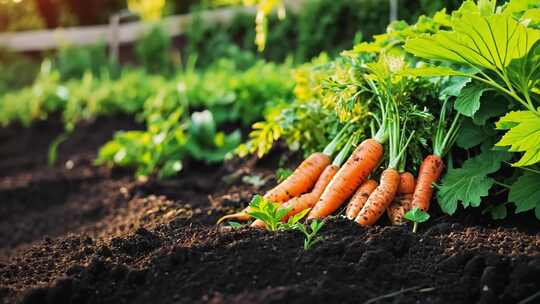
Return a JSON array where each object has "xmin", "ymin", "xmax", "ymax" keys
[
  {"xmin": 246, "ymin": 195, "xmax": 309, "ymax": 231},
  {"xmin": 295, "ymin": 219, "xmax": 325, "ymax": 250},
  {"xmin": 404, "ymin": 207, "xmax": 430, "ymax": 233},
  {"xmin": 404, "ymin": 0, "xmax": 540, "ymax": 167},
  {"xmin": 135, "ymin": 25, "xmax": 173, "ymax": 74},
  {"xmin": 246, "ymin": 195, "xmax": 323, "ymax": 249},
  {"xmin": 96, "ymin": 109, "xmax": 187, "ymax": 179}
]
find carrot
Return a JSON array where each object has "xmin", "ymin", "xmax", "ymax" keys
[
  {"xmin": 280, "ymin": 164, "xmax": 339, "ymax": 221},
  {"xmin": 251, "ymin": 163, "xmax": 340, "ymax": 228},
  {"xmin": 217, "ymin": 152, "xmax": 329, "ymax": 225},
  {"xmin": 412, "ymin": 155, "xmax": 444, "ymax": 211},
  {"xmin": 387, "ymin": 193, "xmax": 413, "ymax": 225},
  {"xmin": 216, "ymin": 210, "xmax": 251, "ymax": 224},
  {"xmin": 410, "ymin": 99, "xmax": 461, "ymax": 212},
  {"xmin": 355, "ymin": 168, "xmax": 400, "ymax": 226},
  {"xmin": 345, "ymin": 179, "xmax": 378, "ymax": 220},
  {"xmin": 397, "ymin": 172, "xmax": 415, "ymax": 194},
  {"xmin": 218, "ymin": 126, "xmax": 351, "ymax": 225},
  {"xmin": 308, "ymin": 138, "xmax": 383, "ymax": 219},
  {"xmin": 264, "ymin": 152, "xmax": 331, "ymax": 203},
  {"xmin": 387, "ymin": 172, "xmax": 415, "ymax": 225},
  {"xmin": 251, "ymin": 133, "xmax": 357, "ymax": 229}
]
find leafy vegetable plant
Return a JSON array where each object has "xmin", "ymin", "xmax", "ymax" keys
[
  {"xmin": 403, "ymin": 207, "xmax": 430, "ymax": 233},
  {"xmin": 295, "ymin": 219, "xmax": 325, "ymax": 250},
  {"xmin": 247, "ymin": 195, "xmax": 310, "ymax": 231},
  {"xmin": 404, "ymin": 0, "xmax": 540, "ymax": 167}
]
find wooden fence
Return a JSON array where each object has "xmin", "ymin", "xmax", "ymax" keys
[{"xmin": 0, "ymin": 0, "xmax": 396, "ymax": 53}]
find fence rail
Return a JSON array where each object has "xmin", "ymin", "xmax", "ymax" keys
[
  {"xmin": 0, "ymin": 0, "xmax": 397, "ymax": 53},
  {"xmin": 0, "ymin": 1, "xmax": 301, "ymax": 52}
]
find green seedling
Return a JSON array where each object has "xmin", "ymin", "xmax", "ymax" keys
[
  {"xmin": 247, "ymin": 195, "xmax": 292, "ymax": 231},
  {"xmin": 246, "ymin": 195, "xmax": 311, "ymax": 231},
  {"xmin": 404, "ymin": 207, "xmax": 430, "ymax": 233},
  {"xmin": 296, "ymin": 219, "xmax": 325, "ymax": 250}
]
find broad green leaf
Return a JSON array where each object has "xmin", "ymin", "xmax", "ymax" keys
[
  {"xmin": 454, "ymin": 82, "xmax": 490, "ymax": 117},
  {"xmin": 503, "ymin": 0, "xmax": 540, "ymax": 15},
  {"xmin": 478, "ymin": 0, "xmax": 496, "ymax": 16},
  {"xmin": 472, "ymin": 97, "xmax": 508, "ymax": 125},
  {"xmin": 507, "ymin": 40, "xmax": 540, "ymax": 94},
  {"xmin": 437, "ymin": 149, "xmax": 511, "ymax": 214},
  {"xmin": 508, "ymin": 172, "xmax": 540, "ymax": 218},
  {"xmin": 495, "ymin": 110, "xmax": 540, "ymax": 166},
  {"xmin": 405, "ymin": 13, "xmax": 540, "ymax": 71},
  {"xmin": 404, "ymin": 207, "xmax": 430, "ymax": 223},
  {"xmin": 456, "ymin": 119, "xmax": 492, "ymax": 149},
  {"xmin": 439, "ymin": 77, "xmax": 471, "ymax": 100}
]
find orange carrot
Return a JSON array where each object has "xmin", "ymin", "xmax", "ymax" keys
[
  {"xmin": 387, "ymin": 172, "xmax": 416, "ymax": 225},
  {"xmin": 264, "ymin": 152, "xmax": 331, "ymax": 203},
  {"xmin": 397, "ymin": 172, "xmax": 415, "ymax": 194},
  {"xmin": 355, "ymin": 168, "xmax": 400, "ymax": 226},
  {"xmin": 412, "ymin": 154, "xmax": 444, "ymax": 211},
  {"xmin": 387, "ymin": 193, "xmax": 413, "ymax": 225},
  {"xmin": 280, "ymin": 164, "xmax": 339, "ymax": 221},
  {"xmin": 308, "ymin": 139, "xmax": 383, "ymax": 219},
  {"xmin": 345, "ymin": 180, "xmax": 378, "ymax": 220},
  {"xmin": 218, "ymin": 131, "xmax": 351, "ymax": 226},
  {"xmin": 216, "ymin": 209, "xmax": 251, "ymax": 224},
  {"xmin": 251, "ymin": 164, "xmax": 340, "ymax": 228}
]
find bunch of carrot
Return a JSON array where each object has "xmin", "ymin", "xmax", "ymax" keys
[{"xmin": 217, "ymin": 70, "xmax": 461, "ymax": 228}]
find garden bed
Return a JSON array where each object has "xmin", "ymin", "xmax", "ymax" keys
[{"xmin": 0, "ymin": 119, "xmax": 539, "ymax": 304}]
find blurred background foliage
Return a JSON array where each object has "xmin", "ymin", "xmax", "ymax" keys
[
  {"xmin": 0, "ymin": 0, "xmax": 463, "ymax": 177},
  {"xmin": 0, "ymin": 0, "xmax": 463, "ymax": 89}
]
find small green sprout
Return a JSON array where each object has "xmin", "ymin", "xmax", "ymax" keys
[
  {"xmin": 296, "ymin": 219, "xmax": 325, "ymax": 250},
  {"xmin": 404, "ymin": 207, "xmax": 430, "ymax": 233},
  {"xmin": 247, "ymin": 195, "xmax": 292, "ymax": 231},
  {"xmin": 246, "ymin": 195, "xmax": 324, "ymax": 250}
]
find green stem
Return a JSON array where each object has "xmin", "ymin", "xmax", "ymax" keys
[
  {"xmin": 518, "ymin": 166, "xmax": 540, "ymax": 175},
  {"xmin": 493, "ymin": 180, "xmax": 512, "ymax": 189},
  {"xmin": 322, "ymin": 124, "xmax": 351, "ymax": 156},
  {"xmin": 332, "ymin": 134, "xmax": 357, "ymax": 167},
  {"xmin": 412, "ymin": 222, "xmax": 418, "ymax": 233},
  {"xmin": 470, "ymin": 74, "xmax": 538, "ymax": 115}
]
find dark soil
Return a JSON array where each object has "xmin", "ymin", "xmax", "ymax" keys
[{"xmin": 0, "ymin": 118, "xmax": 539, "ymax": 304}]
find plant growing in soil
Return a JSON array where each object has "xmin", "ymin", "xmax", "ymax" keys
[
  {"xmin": 404, "ymin": 207, "xmax": 430, "ymax": 233},
  {"xmin": 246, "ymin": 195, "xmax": 310, "ymax": 231},
  {"xmin": 295, "ymin": 219, "xmax": 325, "ymax": 250}
]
